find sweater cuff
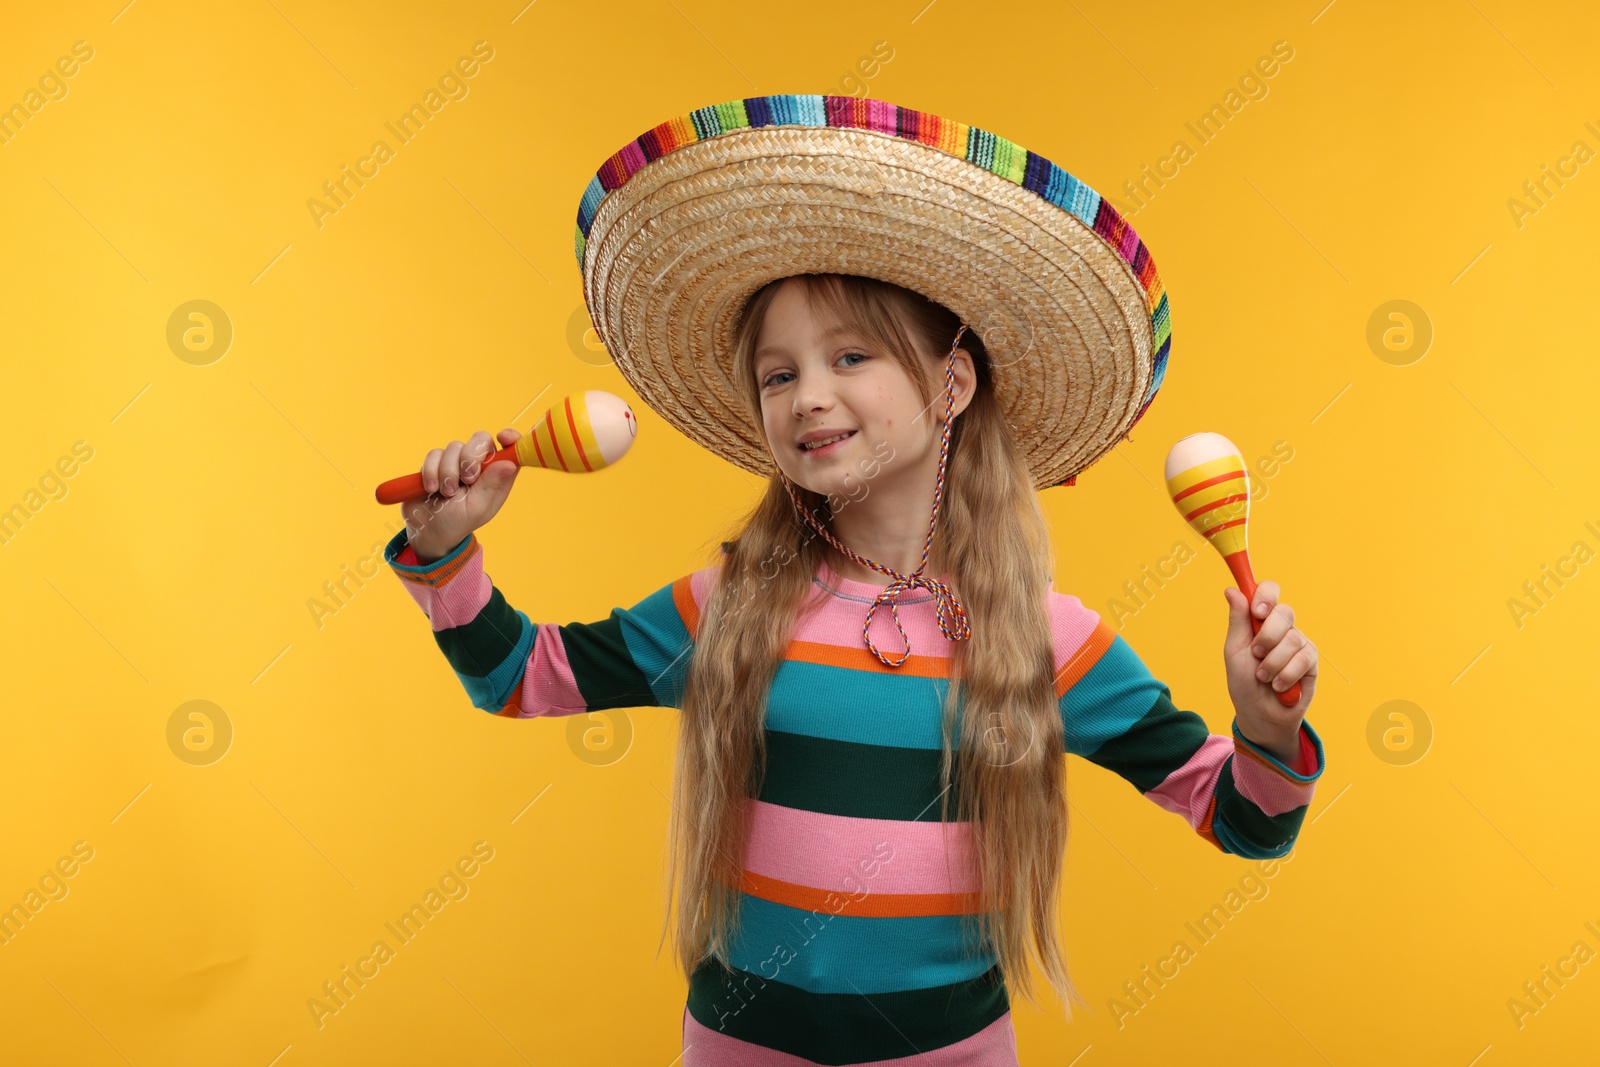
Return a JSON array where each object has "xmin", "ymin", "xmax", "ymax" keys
[
  {"xmin": 1232, "ymin": 717, "xmax": 1325, "ymax": 784},
  {"xmin": 383, "ymin": 528, "xmax": 478, "ymax": 588}
]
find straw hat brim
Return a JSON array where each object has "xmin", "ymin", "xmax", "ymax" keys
[{"xmin": 575, "ymin": 95, "xmax": 1171, "ymax": 491}]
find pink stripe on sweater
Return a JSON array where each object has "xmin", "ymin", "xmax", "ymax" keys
[
  {"xmin": 1231, "ymin": 743, "xmax": 1319, "ymax": 817},
  {"xmin": 394, "ymin": 543, "xmax": 493, "ymax": 630},
  {"xmin": 1144, "ymin": 733, "xmax": 1231, "ymax": 828},
  {"xmin": 425, "ymin": 560, "xmax": 495, "ymax": 631},
  {"xmin": 789, "ymin": 580, "xmax": 1104, "ymax": 670},
  {"xmin": 791, "ymin": 585, "xmax": 957, "ymax": 658},
  {"xmin": 682, "ymin": 1007, "xmax": 1018, "ymax": 1066},
  {"xmin": 742, "ymin": 800, "xmax": 979, "ymax": 896},
  {"xmin": 1046, "ymin": 589, "xmax": 1102, "ymax": 672},
  {"xmin": 691, "ymin": 564, "xmax": 721, "ymax": 619},
  {"xmin": 398, "ymin": 577, "xmax": 433, "ymax": 616},
  {"xmin": 511, "ymin": 622, "xmax": 587, "ymax": 718}
]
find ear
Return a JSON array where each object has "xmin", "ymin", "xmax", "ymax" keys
[{"xmin": 946, "ymin": 346, "xmax": 979, "ymax": 420}]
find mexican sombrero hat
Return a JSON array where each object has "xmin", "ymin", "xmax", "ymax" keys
[{"xmin": 573, "ymin": 94, "xmax": 1172, "ymax": 490}]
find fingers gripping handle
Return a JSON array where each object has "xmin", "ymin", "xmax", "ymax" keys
[
  {"xmin": 1230, "ymin": 560, "xmax": 1301, "ymax": 708},
  {"xmin": 374, "ymin": 444, "xmax": 522, "ymax": 505}
]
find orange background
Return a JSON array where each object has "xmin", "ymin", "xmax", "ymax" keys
[{"xmin": 2, "ymin": 1, "xmax": 1597, "ymax": 1064}]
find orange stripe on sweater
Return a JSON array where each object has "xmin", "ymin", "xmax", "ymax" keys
[
  {"xmin": 394, "ymin": 537, "xmax": 480, "ymax": 588},
  {"xmin": 672, "ymin": 574, "xmax": 702, "ymax": 639},
  {"xmin": 782, "ymin": 639, "xmax": 950, "ymax": 677},
  {"xmin": 740, "ymin": 869, "xmax": 982, "ymax": 917},
  {"xmin": 1197, "ymin": 790, "xmax": 1223, "ymax": 852},
  {"xmin": 1233, "ymin": 734, "xmax": 1304, "ymax": 783},
  {"xmin": 1054, "ymin": 616, "xmax": 1115, "ymax": 698}
]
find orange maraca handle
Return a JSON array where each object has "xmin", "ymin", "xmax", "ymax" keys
[
  {"xmin": 1221, "ymin": 551, "xmax": 1301, "ymax": 707},
  {"xmin": 374, "ymin": 445, "xmax": 520, "ymax": 505}
]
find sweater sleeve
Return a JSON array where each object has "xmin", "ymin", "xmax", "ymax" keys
[
  {"xmin": 382, "ymin": 528, "xmax": 710, "ymax": 717},
  {"xmin": 1049, "ymin": 589, "xmax": 1325, "ymax": 860}
]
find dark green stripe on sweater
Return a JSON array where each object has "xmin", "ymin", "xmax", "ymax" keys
[
  {"xmin": 758, "ymin": 731, "xmax": 963, "ymax": 822},
  {"xmin": 558, "ymin": 616, "xmax": 664, "ymax": 710},
  {"xmin": 686, "ymin": 956, "xmax": 1008, "ymax": 1063},
  {"xmin": 1077, "ymin": 689, "xmax": 1210, "ymax": 794},
  {"xmin": 1213, "ymin": 758, "xmax": 1308, "ymax": 856},
  {"xmin": 433, "ymin": 585, "xmax": 525, "ymax": 680}
]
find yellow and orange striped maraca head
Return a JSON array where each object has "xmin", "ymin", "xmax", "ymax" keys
[
  {"xmin": 511, "ymin": 390, "xmax": 637, "ymax": 473},
  {"xmin": 1164, "ymin": 432, "xmax": 1252, "ymax": 558}
]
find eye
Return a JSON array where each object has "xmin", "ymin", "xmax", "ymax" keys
[{"xmin": 760, "ymin": 351, "xmax": 869, "ymax": 389}]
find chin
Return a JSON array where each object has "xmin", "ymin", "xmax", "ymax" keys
[
  {"xmin": 780, "ymin": 469, "xmax": 835, "ymax": 498},
  {"xmin": 773, "ymin": 456, "xmax": 846, "ymax": 498}
]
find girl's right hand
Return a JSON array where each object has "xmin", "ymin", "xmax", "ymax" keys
[{"xmin": 399, "ymin": 428, "xmax": 522, "ymax": 563}]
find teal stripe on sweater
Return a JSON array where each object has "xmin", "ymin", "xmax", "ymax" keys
[
  {"xmin": 453, "ymin": 608, "xmax": 534, "ymax": 711},
  {"xmin": 765, "ymin": 661, "xmax": 962, "ymax": 750},
  {"xmin": 725, "ymin": 894, "xmax": 997, "ymax": 996},
  {"xmin": 1059, "ymin": 634, "xmax": 1173, "ymax": 759},
  {"xmin": 613, "ymin": 578, "xmax": 696, "ymax": 710}
]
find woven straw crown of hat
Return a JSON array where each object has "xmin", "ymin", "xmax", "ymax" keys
[{"xmin": 574, "ymin": 94, "xmax": 1172, "ymax": 491}]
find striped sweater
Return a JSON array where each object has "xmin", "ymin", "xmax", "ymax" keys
[{"xmin": 383, "ymin": 529, "xmax": 1325, "ymax": 1066}]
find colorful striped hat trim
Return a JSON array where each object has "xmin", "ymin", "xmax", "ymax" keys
[{"xmin": 575, "ymin": 94, "xmax": 1170, "ymax": 424}]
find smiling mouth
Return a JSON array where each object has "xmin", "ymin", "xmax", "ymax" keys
[{"xmin": 799, "ymin": 430, "xmax": 857, "ymax": 454}]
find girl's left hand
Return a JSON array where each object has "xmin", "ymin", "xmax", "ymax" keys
[{"xmin": 1222, "ymin": 580, "xmax": 1317, "ymax": 760}]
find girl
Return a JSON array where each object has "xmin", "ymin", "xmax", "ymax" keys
[{"xmin": 384, "ymin": 98, "xmax": 1325, "ymax": 1066}]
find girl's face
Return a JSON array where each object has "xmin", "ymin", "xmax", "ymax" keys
[{"xmin": 752, "ymin": 279, "xmax": 975, "ymax": 501}]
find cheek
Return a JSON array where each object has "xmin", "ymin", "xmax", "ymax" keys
[{"xmin": 760, "ymin": 406, "xmax": 790, "ymax": 457}]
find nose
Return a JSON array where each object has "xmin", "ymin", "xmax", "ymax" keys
[{"xmin": 791, "ymin": 367, "xmax": 834, "ymax": 417}]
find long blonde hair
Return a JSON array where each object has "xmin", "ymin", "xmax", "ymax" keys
[{"xmin": 659, "ymin": 272, "xmax": 1085, "ymax": 1015}]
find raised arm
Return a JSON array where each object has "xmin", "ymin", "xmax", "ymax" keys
[
  {"xmin": 1050, "ymin": 591, "xmax": 1325, "ymax": 860},
  {"xmin": 383, "ymin": 528, "xmax": 710, "ymax": 717}
]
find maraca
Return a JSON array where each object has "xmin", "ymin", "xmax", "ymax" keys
[
  {"xmin": 1163, "ymin": 432, "xmax": 1301, "ymax": 707},
  {"xmin": 374, "ymin": 390, "xmax": 638, "ymax": 505}
]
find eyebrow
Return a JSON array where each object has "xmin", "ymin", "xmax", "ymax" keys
[{"xmin": 754, "ymin": 324, "xmax": 862, "ymax": 363}]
